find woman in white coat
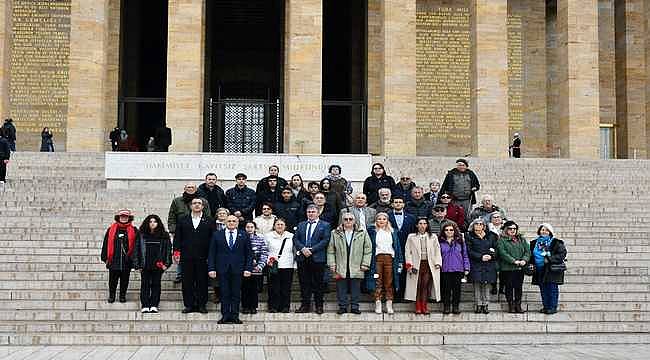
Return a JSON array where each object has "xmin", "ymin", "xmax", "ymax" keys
[{"xmin": 404, "ymin": 217, "xmax": 442, "ymax": 314}]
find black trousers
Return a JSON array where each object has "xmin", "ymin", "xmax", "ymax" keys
[
  {"xmin": 440, "ymin": 272, "xmax": 463, "ymax": 306},
  {"xmin": 241, "ymin": 275, "xmax": 262, "ymax": 310},
  {"xmin": 140, "ymin": 270, "xmax": 163, "ymax": 308},
  {"xmin": 501, "ymin": 270, "xmax": 524, "ymax": 303},
  {"xmin": 0, "ymin": 161, "xmax": 6, "ymax": 182},
  {"xmin": 220, "ymin": 270, "xmax": 242, "ymax": 320},
  {"xmin": 181, "ymin": 259, "xmax": 208, "ymax": 309},
  {"xmin": 108, "ymin": 270, "xmax": 130, "ymax": 297},
  {"xmin": 297, "ymin": 258, "xmax": 325, "ymax": 307},
  {"xmin": 268, "ymin": 268, "xmax": 293, "ymax": 311}
]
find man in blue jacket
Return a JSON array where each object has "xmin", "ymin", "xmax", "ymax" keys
[
  {"xmin": 208, "ymin": 215, "xmax": 253, "ymax": 324},
  {"xmin": 293, "ymin": 204, "xmax": 331, "ymax": 314}
]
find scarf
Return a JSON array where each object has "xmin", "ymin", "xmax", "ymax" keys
[
  {"xmin": 182, "ymin": 192, "xmax": 197, "ymax": 203},
  {"xmin": 533, "ymin": 235, "xmax": 552, "ymax": 268},
  {"xmin": 107, "ymin": 222, "xmax": 136, "ymax": 265}
]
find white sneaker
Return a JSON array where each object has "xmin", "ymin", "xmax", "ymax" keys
[
  {"xmin": 374, "ymin": 300, "xmax": 382, "ymax": 314},
  {"xmin": 141, "ymin": 307, "xmax": 150, "ymax": 313},
  {"xmin": 386, "ymin": 300, "xmax": 394, "ymax": 314},
  {"xmin": 149, "ymin": 306, "xmax": 159, "ymax": 313}
]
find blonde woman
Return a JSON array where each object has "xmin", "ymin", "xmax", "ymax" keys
[{"xmin": 404, "ymin": 218, "xmax": 442, "ymax": 314}]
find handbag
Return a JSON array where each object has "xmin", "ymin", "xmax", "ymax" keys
[
  {"xmin": 549, "ymin": 262, "xmax": 567, "ymax": 272},
  {"xmin": 523, "ymin": 263, "xmax": 535, "ymax": 276},
  {"xmin": 269, "ymin": 238, "xmax": 288, "ymax": 275}
]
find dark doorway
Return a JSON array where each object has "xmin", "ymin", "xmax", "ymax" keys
[
  {"xmin": 118, "ymin": 0, "xmax": 168, "ymax": 151},
  {"xmin": 322, "ymin": 0, "xmax": 367, "ymax": 154},
  {"xmin": 204, "ymin": 0, "xmax": 285, "ymax": 153}
]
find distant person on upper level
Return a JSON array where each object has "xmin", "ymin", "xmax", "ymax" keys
[
  {"xmin": 363, "ymin": 162, "xmax": 396, "ymax": 205},
  {"xmin": 440, "ymin": 158, "xmax": 480, "ymax": 223},
  {"xmin": 116, "ymin": 129, "xmax": 138, "ymax": 151},
  {"xmin": 424, "ymin": 179, "xmax": 441, "ymax": 204},
  {"xmin": 154, "ymin": 125, "xmax": 172, "ymax": 152},
  {"xmin": 510, "ymin": 133, "xmax": 522, "ymax": 158},
  {"xmin": 2, "ymin": 118, "xmax": 16, "ymax": 152},
  {"xmin": 0, "ymin": 127, "xmax": 10, "ymax": 188},
  {"xmin": 470, "ymin": 194, "xmax": 507, "ymax": 223},
  {"xmin": 40, "ymin": 127, "xmax": 54, "ymax": 152},
  {"xmin": 109, "ymin": 127, "xmax": 120, "ymax": 151},
  {"xmin": 369, "ymin": 187, "xmax": 393, "ymax": 214}
]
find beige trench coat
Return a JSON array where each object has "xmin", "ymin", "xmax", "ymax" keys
[{"xmin": 404, "ymin": 233, "xmax": 442, "ymax": 301}]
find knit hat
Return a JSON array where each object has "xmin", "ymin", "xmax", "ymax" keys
[
  {"xmin": 456, "ymin": 158, "xmax": 469, "ymax": 167},
  {"xmin": 537, "ymin": 223, "xmax": 555, "ymax": 237},
  {"xmin": 501, "ymin": 220, "xmax": 518, "ymax": 230}
]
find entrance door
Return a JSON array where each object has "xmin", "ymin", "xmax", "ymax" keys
[{"xmin": 600, "ymin": 125, "xmax": 615, "ymax": 159}]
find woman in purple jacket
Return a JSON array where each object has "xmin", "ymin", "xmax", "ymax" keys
[{"xmin": 438, "ymin": 222, "xmax": 470, "ymax": 314}]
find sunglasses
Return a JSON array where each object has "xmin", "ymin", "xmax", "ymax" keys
[
  {"xmin": 262, "ymin": 207, "xmax": 271, "ymax": 210},
  {"xmin": 444, "ymin": 228, "xmax": 454, "ymax": 231},
  {"xmin": 343, "ymin": 218, "xmax": 355, "ymax": 221},
  {"xmin": 440, "ymin": 196, "xmax": 450, "ymax": 199}
]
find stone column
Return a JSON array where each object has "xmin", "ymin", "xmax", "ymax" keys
[
  {"xmin": 283, "ymin": 0, "xmax": 322, "ymax": 154},
  {"xmin": 0, "ymin": 0, "xmax": 7, "ymax": 117},
  {"xmin": 472, "ymin": 0, "xmax": 509, "ymax": 158},
  {"xmin": 67, "ymin": 0, "xmax": 110, "ymax": 151},
  {"xmin": 103, "ymin": 0, "xmax": 121, "ymax": 151},
  {"xmin": 166, "ymin": 0, "xmax": 205, "ymax": 152},
  {"xmin": 382, "ymin": 0, "xmax": 416, "ymax": 156},
  {"xmin": 615, "ymin": 0, "xmax": 647, "ymax": 158},
  {"xmin": 367, "ymin": 0, "xmax": 383, "ymax": 155},
  {"xmin": 557, "ymin": 0, "xmax": 600, "ymax": 159}
]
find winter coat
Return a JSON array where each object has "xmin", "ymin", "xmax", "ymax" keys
[
  {"xmin": 101, "ymin": 226, "xmax": 139, "ymax": 271},
  {"xmin": 248, "ymin": 233, "xmax": 269, "ymax": 274},
  {"xmin": 273, "ymin": 197, "xmax": 302, "ymax": 232},
  {"xmin": 256, "ymin": 188, "xmax": 282, "ymax": 216},
  {"xmin": 323, "ymin": 190, "xmax": 345, "ymax": 222},
  {"xmin": 167, "ymin": 195, "xmax": 211, "ymax": 234},
  {"xmin": 363, "ymin": 175, "xmax": 396, "ymax": 205},
  {"xmin": 338, "ymin": 206, "xmax": 376, "ymax": 229},
  {"xmin": 172, "ymin": 214, "xmax": 216, "ymax": 261},
  {"xmin": 327, "ymin": 228, "xmax": 373, "ymax": 279},
  {"xmin": 2, "ymin": 121, "xmax": 16, "ymax": 141},
  {"xmin": 405, "ymin": 198, "xmax": 433, "ymax": 219},
  {"xmin": 530, "ymin": 238, "xmax": 567, "ymax": 285},
  {"xmin": 470, "ymin": 205, "xmax": 507, "ymax": 223},
  {"xmin": 154, "ymin": 126, "xmax": 172, "ymax": 148},
  {"xmin": 265, "ymin": 231, "xmax": 296, "ymax": 269},
  {"xmin": 439, "ymin": 238, "xmax": 470, "ymax": 273},
  {"xmin": 40, "ymin": 131, "xmax": 54, "ymax": 152},
  {"xmin": 369, "ymin": 200, "xmax": 392, "ymax": 214},
  {"xmin": 225, "ymin": 185, "xmax": 257, "ymax": 220},
  {"xmin": 404, "ymin": 233, "xmax": 442, "ymax": 301},
  {"xmin": 497, "ymin": 234, "xmax": 530, "ymax": 272},
  {"xmin": 440, "ymin": 168, "xmax": 481, "ymax": 205},
  {"xmin": 444, "ymin": 202, "xmax": 466, "ymax": 231},
  {"xmin": 465, "ymin": 231, "xmax": 498, "ymax": 284},
  {"xmin": 133, "ymin": 231, "xmax": 172, "ymax": 271},
  {"xmin": 393, "ymin": 182, "xmax": 416, "ymax": 203},
  {"xmin": 256, "ymin": 176, "xmax": 288, "ymax": 193},
  {"xmin": 0, "ymin": 136, "xmax": 10, "ymax": 160},
  {"xmin": 365, "ymin": 227, "xmax": 404, "ymax": 292},
  {"xmin": 197, "ymin": 183, "xmax": 227, "ymax": 216}
]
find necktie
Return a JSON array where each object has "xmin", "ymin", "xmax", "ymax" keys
[
  {"xmin": 228, "ymin": 231, "xmax": 235, "ymax": 249},
  {"xmin": 306, "ymin": 221, "xmax": 314, "ymax": 247}
]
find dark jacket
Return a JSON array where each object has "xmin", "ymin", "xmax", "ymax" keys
[
  {"xmin": 393, "ymin": 182, "xmax": 416, "ymax": 203},
  {"xmin": 256, "ymin": 188, "xmax": 282, "ymax": 216},
  {"xmin": 154, "ymin": 126, "xmax": 172, "ymax": 148},
  {"xmin": 40, "ymin": 131, "xmax": 53, "ymax": 152},
  {"xmin": 293, "ymin": 220, "xmax": 332, "ymax": 263},
  {"xmin": 225, "ymin": 185, "xmax": 256, "ymax": 220},
  {"xmin": 2, "ymin": 122, "xmax": 16, "ymax": 141},
  {"xmin": 273, "ymin": 197, "xmax": 302, "ymax": 232},
  {"xmin": 465, "ymin": 231, "xmax": 498, "ymax": 284},
  {"xmin": 167, "ymin": 194, "xmax": 211, "ymax": 234},
  {"xmin": 208, "ymin": 229, "xmax": 253, "ymax": 274},
  {"xmin": 405, "ymin": 198, "xmax": 432, "ymax": 219},
  {"xmin": 133, "ymin": 231, "xmax": 172, "ymax": 271},
  {"xmin": 172, "ymin": 214, "xmax": 216, "ymax": 261},
  {"xmin": 197, "ymin": 183, "xmax": 227, "ymax": 216},
  {"xmin": 388, "ymin": 210, "xmax": 416, "ymax": 250},
  {"xmin": 363, "ymin": 175, "xmax": 396, "ymax": 205},
  {"xmin": 530, "ymin": 238, "xmax": 567, "ymax": 285},
  {"xmin": 101, "ymin": 226, "xmax": 139, "ymax": 271},
  {"xmin": 369, "ymin": 200, "xmax": 392, "ymax": 214},
  {"xmin": 440, "ymin": 168, "xmax": 481, "ymax": 205},
  {"xmin": 256, "ymin": 176, "xmax": 288, "ymax": 193},
  {"xmin": 0, "ymin": 136, "xmax": 10, "ymax": 160}
]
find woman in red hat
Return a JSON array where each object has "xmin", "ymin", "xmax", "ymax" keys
[{"xmin": 101, "ymin": 209, "xmax": 140, "ymax": 303}]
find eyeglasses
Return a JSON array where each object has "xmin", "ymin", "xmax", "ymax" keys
[
  {"xmin": 343, "ymin": 218, "xmax": 355, "ymax": 221},
  {"xmin": 440, "ymin": 196, "xmax": 450, "ymax": 199}
]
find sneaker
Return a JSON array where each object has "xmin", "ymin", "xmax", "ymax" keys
[
  {"xmin": 149, "ymin": 306, "xmax": 159, "ymax": 313},
  {"xmin": 141, "ymin": 307, "xmax": 150, "ymax": 313}
]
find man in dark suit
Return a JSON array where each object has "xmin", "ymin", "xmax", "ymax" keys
[
  {"xmin": 172, "ymin": 198, "xmax": 215, "ymax": 314},
  {"xmin": 154, "ymin": 125, "xmax": 172, "ymax": 152},
  {"xmin": 388, "ymin": 196, "xmax": 416, "ymax": 302},
  {"xmin": 208, "ymin": 215, "xmax": 253, "ymax": 324},
  {"xmin": 293, "ymin": 204, "xmax": 331, "ymax": 314}
]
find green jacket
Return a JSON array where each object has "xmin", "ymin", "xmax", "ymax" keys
[
  {"xmin": 167, "ymin": 196, "xmax": 211, "ymax": 234},
  {"xmin": 327, "ymin": 228, "xmax": 373, "ymax": 279},
  {"xmin": 497, "ymin": 234, "xmax": 530, "ymax": 272}
]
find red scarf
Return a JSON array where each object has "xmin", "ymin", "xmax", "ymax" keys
[{"xmin": 107, "ymin": 222, "xmax": 136, "ymax": 265}]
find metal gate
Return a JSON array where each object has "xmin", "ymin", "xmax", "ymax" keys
[{"xmin": 206, "ymin": 98, "xmax": 282, "ymax": 153}]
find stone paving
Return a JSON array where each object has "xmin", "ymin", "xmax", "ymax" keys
[{"xmin": 0, "ymin": 345, "xmax": 648, "ymax": 360}]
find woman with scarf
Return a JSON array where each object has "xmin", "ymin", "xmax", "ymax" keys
[
  {"xmin": 134, "ymin": 214, "xmax": 172, "ymax": 313},
  {"xmin": 529, "ymin": 223, "xmax": 567, "ymax": 314},
  {"xmin": 404, "ymin": 218, "xmax": 442, "ymax": 315},
  {"xmin": 101, "ymin": 209, "xmax": 140, "ymax": 303},
  {"xmin": 366, "ymin": 212, "xmax": 404, "ymax": 314},
  {"xmin": 465, "ymin": 218, "xmax": 498, "ymax": 314},
  {"xmin": 241, "ymin": 220, "xmax": 269, "ymax": 314},
  {"xmin": 497, "ymin": 220, "xmax": 530, "ymax": 313},
  {"xmin": 439, "ymin": 222, "xmax": 470, "ymax": 314}
]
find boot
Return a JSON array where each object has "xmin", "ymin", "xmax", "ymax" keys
[
  {"xmin": 507, "ymin": 301, "xmax": 515, "ymax": 313},
  {"xmin": 422, "ymin": 301, "xmax": 430, "ymax": 315},
  {"xmin": 107, "ymin": 292, "xmax": 116, "ymax": 304},
  {"xmin": 386, "ymin": 300, "xmax": 394, "ymax": 314},
  {"xmin": 415, "ymin": 301, "xmax": 422, "ymax": 314},
  {"xmin": 374, "ymin": 300, "xmax": 382, "ymax": 314},
  {"xmin": 515, "ymin": 301, "xmax": 525, "ymax": 313},
  {"xmin": 451, "ymin": 304, "xmax": 460, "ymax": 314},
  {"xmin": 442, "ymin": 304, "xmax": 451, "ymax": 314}
]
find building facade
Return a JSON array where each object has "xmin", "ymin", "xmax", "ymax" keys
[{"xmin": 0, "ymin": 0, "xmax": 647, "ymax": 159}]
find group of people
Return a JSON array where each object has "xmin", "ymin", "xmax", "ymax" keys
[
  {"xmin": 100, "ymin": 159, "xmax": 567, "ymax": 324},
  {"xmin": 109, "ymin": 126, "xmax": 172, "ymax": 152}
]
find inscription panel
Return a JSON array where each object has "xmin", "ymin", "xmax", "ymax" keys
[
  {"xmin": 416, "ymin": 0, "xmax": 472, "ymax": 156},
  {"xmin": 9, "ymin": 0, "xmax": 70, "ymax": 150},
  {"xmin": 508, "ymin": 11, "xmax": 524, "ymax": 133}
]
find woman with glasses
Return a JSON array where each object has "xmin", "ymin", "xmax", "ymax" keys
[
  {"xmin": 438, "ymin": 222, "xmax": 470, "ymax": 314},
  {"xmin": 530, "ymin": 223, "xmax": 567, "ymax": 315},
  {"xmin": 497, "ymin": 220, "xmax": 530, "ymax": 313},
  {"xmin": 438, "ymin": 192, "xmax": 465, "ymax": 231},
  {"xmin": 465, "ymin": 218, "xmax": 498, "ymax": 314},
  {"xmin": 327, "ymin": 212, "xmax": 372, "ymax": 314},
  {"xmin": 254, "ymin": 202, "xmax": 276, "ymax": 235},
  {"xmin": 265, "ymin": 218, "xmax": 295, "ymax": 313},
  {"xmin": 241, "ymin": 221, "xmax": 269, "ymax": 314},
  {"xmin": 404, "ymin": 218, "xmax": 442, "ymax": 314},
  {"xmin": 366, "ymin": 212, "xmax": 404, "ymax": 314}
]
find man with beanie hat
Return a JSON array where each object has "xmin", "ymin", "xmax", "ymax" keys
[{"xmin": 440, "ymin": 159, "xmax": 480, "ymax": 223}]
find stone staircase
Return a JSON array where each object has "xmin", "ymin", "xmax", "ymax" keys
[{"xmin": 0, "ymin": 152, "xmax": 649, "ymax": 345}]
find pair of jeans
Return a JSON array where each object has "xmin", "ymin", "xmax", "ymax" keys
[
  {"xmin": 336, "ymin": 278, "xmax": 361, "ymax": 310},
  {"xmin": 140, "ymin": 270, "xmax": 162, "ymax": 307},
  {"xmin": 268, "ymin": 268, "xmax": 293, "ymax": 311},
  {"xmin": 540, "ymin": 282, "xmax": 559, "ymax": 310},
  {"xmin": 501, "ymin": 270, "xmax": 524, "ymax": 303},
  {"xmin": 374, "ymin": 254, "xmax": 394, "ymax": 301},
  {"xmin": 440, "ymin": 271, "xmax": 463, "ymax": 306},
  {"xmin": 473, "ymin": 282, "xmax": 489, "ymax": 306}
]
